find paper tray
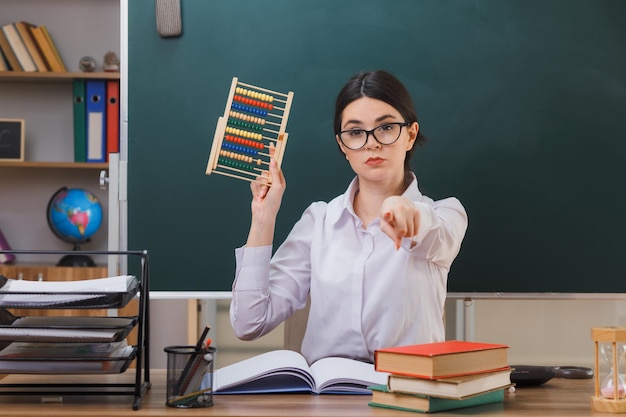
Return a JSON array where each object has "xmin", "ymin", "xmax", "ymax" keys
[
  {"xmin": 0, "ymin": 346, "xmax": 137, "ymax": 375},
  {"xmin": 0, "ymin": 312, "xmax": 137, "ymax": 343}
]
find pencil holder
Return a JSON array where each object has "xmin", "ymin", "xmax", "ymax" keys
[{"xmin": 164, "ymin": 345, "xmax": 216, "ymax": 408}]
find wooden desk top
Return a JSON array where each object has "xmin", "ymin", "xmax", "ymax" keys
[{"xmin": 0, "ymin": 371, "xmax": 601, "ymax": 416}]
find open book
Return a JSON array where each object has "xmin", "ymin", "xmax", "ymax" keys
[{"xmin": 212, "ymin": 349, "xmax": 388, "ymax": 394}]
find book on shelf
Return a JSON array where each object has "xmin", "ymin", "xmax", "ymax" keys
[
  {"xmin": 387, "ymin": 368, "xmax": 513, "ymax": 400},
  {"xmin": 0, "ymin": 28, "xmax": 22, "ymax": 71},
  {"xmin": 1, "ymin": 23, "xmax": 36, "ymax": 72},
  {"xmin": 0, "ymin": 49, "xmax": 8, "ymax": 71},
  {"xmin": 212, "ymin": 349, "xmax": 388, "ymax": 394},
  {"xmin": 375, "ymin": 340, "xmax": 510, "ymax": 379},
  {"xmin": 0, "ymin": 228, "xmax": 16, "ymax": 264},
  {"xmin": 14, "ymin": 21, "xmax": 49, "ymax": 72},
  {"xmin": 40, "ymin": 25, "xmax": 66, "ymax": 71},
  {"xmin": 29, "ymin": 24, "xmax": 66, "ymax": 72},
  {"xmin": 368, "ymin": 384, "xmax": 505, "ymax": 413}
]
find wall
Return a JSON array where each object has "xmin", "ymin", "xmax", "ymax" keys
[
  {"xmin": 473, "ymin": 299, "xmax": 626, "ymax": 367},
  {"xmin": 149, "ymin": 298, "xmax": 284, "ymax": 369},
  {"xmin": 148, "ymin": 298, "xmax": 625, "ymax": 370}
]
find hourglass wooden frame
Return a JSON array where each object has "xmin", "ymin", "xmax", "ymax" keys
[
  {"xmin": 205, "ymin": 77, "xmax": 294, "ymax": 184},
  {"xmin": 592, "ymin": 326, "xmax": 626, "ymax": 413}
]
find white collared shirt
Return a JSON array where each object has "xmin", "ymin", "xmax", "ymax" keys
[{"xmin": 230, "ymin": 175, "xmax": 468, "ymax": 365}]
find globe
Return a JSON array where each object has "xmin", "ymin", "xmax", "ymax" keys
[{"xmin": 46, "ymin": 187, "xmax": 103, "ymax": 266}]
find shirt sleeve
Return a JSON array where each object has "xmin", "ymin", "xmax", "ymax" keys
[
  {"xmin": 230, "ymin": 203, "xmax": 321, "ymax": 341},
  {"xmin": 405, "ymin": 196, "xmax": 468, "ymax": 269}
]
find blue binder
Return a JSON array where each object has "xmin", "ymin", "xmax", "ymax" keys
[{"xmin": 85, "ymin": 80, "xmax": 106, "ymax": 163}]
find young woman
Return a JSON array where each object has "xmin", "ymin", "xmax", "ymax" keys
[{"xmin": 230, "ymin": 70, "xmax": 468, "ymax": 365}]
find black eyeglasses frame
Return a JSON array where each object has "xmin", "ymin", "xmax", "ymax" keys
[{"xmin": 337, "ymin": 122, "xmax": 412, "ymax": 150}]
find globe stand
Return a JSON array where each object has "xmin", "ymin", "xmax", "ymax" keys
[{"xmin": 56, "ymin": 242, "xmax": 96, "ymax": 267}]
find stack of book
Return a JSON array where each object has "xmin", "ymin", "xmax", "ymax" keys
[
  {"xmin": 370, "ymin": 340, "xmax": 512, "ymax": 413},
  {"xmin": 0, "ymin": 21, "xmax": 66, "ymax": 73}
]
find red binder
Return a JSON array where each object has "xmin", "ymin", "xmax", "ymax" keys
[{"xmin": 106, "ymin": 80, "xmax": 120, "ymax": 161}]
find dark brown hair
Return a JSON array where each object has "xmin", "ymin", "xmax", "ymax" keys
[{"xmin": 334, "ymin": 70, "xmax": 426, "ymax": 178}]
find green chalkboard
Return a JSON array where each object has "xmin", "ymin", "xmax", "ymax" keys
[{"xmin": 128, "ymin": 0, "xmax": 626, "ymax": 293}]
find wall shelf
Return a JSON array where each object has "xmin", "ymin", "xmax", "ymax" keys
[
  {"xmin": 1, "ymin": 0, "xmax": 119, "ymax": 273},
  {"xmin": 0, "ymin": 72, "xmax": 120, "ymax": 83},
  {"xmin": 0, "ymin": 161, "xmax": 108, "ymax": 169}
]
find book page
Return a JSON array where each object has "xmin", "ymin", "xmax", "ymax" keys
[
  {"xmin": 310, "ymin": 357, "xmax": 388, "ymax": 394},
  {"xmin": 213, "ymin": 349, "xmax": 315, "ymax": 393}
]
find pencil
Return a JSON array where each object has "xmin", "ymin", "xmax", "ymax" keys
[{"xmin": 173, "ymin": 326, "xmax": 211, "ymax": 396}]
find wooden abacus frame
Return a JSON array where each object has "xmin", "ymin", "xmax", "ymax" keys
[{"xmin": 205, "ymin": 77, "xmax": 294, "ymax": 184}]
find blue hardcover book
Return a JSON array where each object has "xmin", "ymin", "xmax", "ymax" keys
[{"xmin": 85, "ymin": 79, "xmax": 106, "ymax": 163}]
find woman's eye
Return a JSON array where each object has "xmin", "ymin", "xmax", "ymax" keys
[
  {"xmin": 348, "ymin": 130, "xmax": 365, "ymax": 137},
  {"xmin": 378, "ymin": 124, "xmax": 393, "ymax": 132}
]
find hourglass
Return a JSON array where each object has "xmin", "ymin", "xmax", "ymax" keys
[{"xmin": 592, "ymin": 327, "xmax": 626, "ymax": 413}]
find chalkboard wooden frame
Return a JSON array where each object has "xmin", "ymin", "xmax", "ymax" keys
[
  {"xmin": 128, "ymin": 0, "xmax": 626, "ymax": 294},
  {"xmin": 0, "ymin": 119, "xmax": 24, "ymax": 161}
]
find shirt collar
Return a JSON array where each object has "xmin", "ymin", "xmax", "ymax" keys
[{"xmin": 328, "ymin": 174, "xmax": 423, "ymax": 225}]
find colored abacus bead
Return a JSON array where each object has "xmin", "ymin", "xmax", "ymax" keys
[{"xmin": 208, "ymin": 77, "xmax": 293, "ymax": 184}]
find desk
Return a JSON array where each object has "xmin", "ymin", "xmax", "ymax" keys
[{"xmin": 0, "ymin": 371, "xmax": 600, "ymax": 416}]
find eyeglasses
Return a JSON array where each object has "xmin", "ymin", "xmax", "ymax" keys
[{"xmin": 337, "ymin": 122, "xmax": 411, "ymax": 150}]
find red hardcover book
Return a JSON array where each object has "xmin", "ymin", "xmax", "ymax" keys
[
  {"xmin": 105, "ymin": 79, "xmax": 120, "ymax": 161},
  {"xmin": 375, "ymin": 340, "xmax": 510, "ymax": 379}
]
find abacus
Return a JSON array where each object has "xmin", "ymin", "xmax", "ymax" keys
[{"xmin": 205, "ymin": 77, "xmax": 294, "ymax": 184}]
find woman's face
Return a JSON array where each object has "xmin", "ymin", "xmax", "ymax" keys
[{"xmin": 336, "ymin": 97, "xmax": 418, "ymax": 185}]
